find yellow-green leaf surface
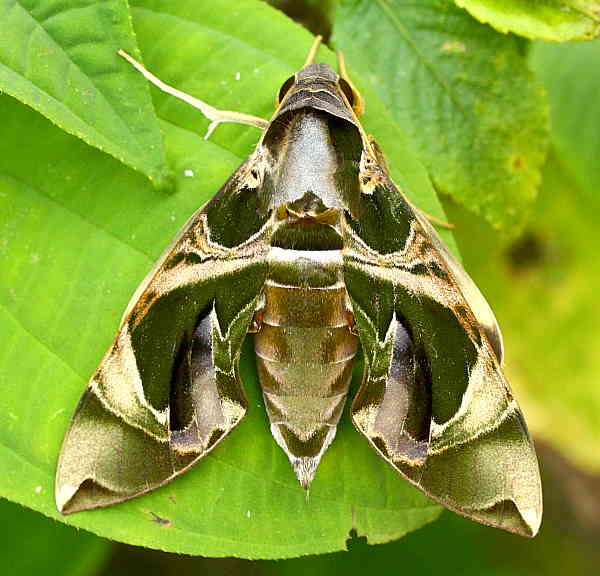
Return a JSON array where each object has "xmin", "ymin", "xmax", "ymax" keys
[
  {"xmin": 332, "ymin": 0, "xmax": 549, "ymax": 231},
  {"xmin": 0, "ymin": 0, "xmax": 168, "ymax": 186},
  {"xmin": 0, "ymin": 0, "xmax": 452, "ymax": 558},
  {"xmin": 455, "ymin": 0, "xmax": 600, "ymax": 41},
  {"xmin": 1, "ymin": 498, "xmax": 110, "ymax": 576}
]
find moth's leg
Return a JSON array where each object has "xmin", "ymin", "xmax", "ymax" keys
[
  {"xmin": 344, "ymin": 294, "xmax": 358, "ymax": 336},
  {"xmin": 248, "ymin": 292, "xmax": 266, "ymax": 334},
  {"xmin": 346, "ymin": 311, "xmax": 358, "ymax": 336},
  {"xmin": 419, "ymin": 210, "xmax": 454, "ymax": 230},
  {"xmin": 118, "ymin": 50, "xmax": 269, "ymax": 140},
  {"xmin": 248, "ymin": 310, "xmax": 264, "ymax": 334},
  {"xmin": 336, "ymin": 51, "xmax": 365, "ymax": 116}
]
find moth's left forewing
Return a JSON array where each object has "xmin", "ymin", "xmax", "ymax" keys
[
  {"xmin": 56, "ymin": 157, "xmax": 272, "ymax": 513},
  {"xmin": 343, "ymin": 167, "xmax": 542, "ymax": 536}
]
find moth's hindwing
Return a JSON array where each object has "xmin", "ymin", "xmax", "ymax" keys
[
  {"xmin": 55, "ymin": 159, "xmax": 271, "ymax": 513},
  {"xmin": 343, "ymin": 170, "xmax": 542, "ymax": 537}
]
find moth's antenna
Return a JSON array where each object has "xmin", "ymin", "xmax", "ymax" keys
[
  {"xmin": 337, "ymin": 51, "xmax": 365, "ymax": 117},
  {"xmin": 117, "ymin": 50, "xmax": 269, "ymax": 139},
  {"xmin": 303, "ymin": 35, "xmax": 323, "ymax": 67}
]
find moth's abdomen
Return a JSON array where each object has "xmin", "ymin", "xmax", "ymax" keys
[{"xmin": 253, "ymin": 247, "xmax": 358, "ymax": 487}]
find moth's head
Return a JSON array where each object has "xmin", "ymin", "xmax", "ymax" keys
[
  {"xmin": 258, "ymin": 40, "xmax": 369, "ymax": 219},
  {"xmin": 275, "ymin": 61, "xmax": 364, "ymax": 121}
]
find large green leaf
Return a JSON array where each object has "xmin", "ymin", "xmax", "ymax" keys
[
  {"xmin": 0, "ymin": 0, "xmax": 454, "ymax": 558},
  {"xmin": 0, "ymin": 0, "xmax": 168, "ymax": 186},
  {"xmin": 455, "ymin": 0, "xmax": 600, "ymax": 41},
  {"xmin": 95, "ymin": 444, "xmax": 600, "ymax": 575},
  {"xmin": 530, "ymin": 39, "xmax": 600, "ymax": 200},
  {"xmin": 1, "ymin": 498, "xmax": 110, "ymax": 576},
  {"xmin": 332, "ymin": 0, "xmax": 549, "ymax": 231}
]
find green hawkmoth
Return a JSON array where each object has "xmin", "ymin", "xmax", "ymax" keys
[{"xmin": 55, "ymin": 37, "xmax": 542, "ymax": 537}]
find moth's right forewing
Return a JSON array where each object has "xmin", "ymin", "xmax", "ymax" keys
[
  {"xmin": 343, "ymin": 173, "xmax": 541, "ymax": 537},
  {"xmin": 56, "ymin": 158, "xmax": 272, "ymax": 514}
]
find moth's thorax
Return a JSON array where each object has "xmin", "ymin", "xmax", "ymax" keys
[
  {"xmin": 253, "ymin": 207, "xmax": 358, "ymax": 488},
  {"xmin": 260, "ymin": 108, "xmax": 363, "ymax": 217},
  {"xmin": 278, "ymin": 112, "xmax": 338, "ymax": 204}
]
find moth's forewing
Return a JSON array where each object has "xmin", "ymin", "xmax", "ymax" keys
[
  {"xmin": 56, "ymin": 159, "xmax": 272, "ymax": 513},
  {"xmin": 412, "ymin": 208, "xmax": 504, "ymax": 364},
  {"xmin": 343, "ymin": 173, "xmax": 542, "ymax": 537}
]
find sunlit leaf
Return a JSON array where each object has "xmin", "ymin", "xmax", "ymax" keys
[
  {"xmin": 0, "ymin": 0, "xmax": 168, "ymax": 185},
  {"xmin": 332, "ymin": 0, "xmax": 549, "ymax": 231},
  {"xmin": 531, "ymin": 39, "xmax": 600, "ymax": 199},
  {"xmin": 448, "ymin": 151, "xmax": 600, "ymax": 474},
  {"xmin": 446, "ymin": 40, "xmax": 600, "ymax": 473},
  {"xmin": 455, "ymin": 0, "xmax": 600, "ymax": 41}
]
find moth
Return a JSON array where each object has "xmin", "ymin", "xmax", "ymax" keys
[{"xmin": 55, "ymin": 37, "xmax": 542, "ymax": 537}]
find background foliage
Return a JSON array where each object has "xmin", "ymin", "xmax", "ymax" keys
[{"xmin": 0, "ymin": 0, "xmax": 599, "ymax": 572}]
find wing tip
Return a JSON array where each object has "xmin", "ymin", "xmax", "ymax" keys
[
  {"xmin": 55, "ymin": 481, "xmax": 78, "ymax": 514},
  {"xmin": 466, "ymin": 499, "xmax": 543, "ymax": 538},
  {"xmin": 519, "ymin": 504, "xmax": 542, "ymax": 538}
]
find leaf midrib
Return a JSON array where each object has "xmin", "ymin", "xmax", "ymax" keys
[{"xmin": 372, "ymin": 0, "xmax": 466, "ymax": 114}]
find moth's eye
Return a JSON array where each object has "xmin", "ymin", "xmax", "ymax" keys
[
  {"xmin": 339, "ymin": 78, "xmax": 355, "ymax": 107},
  {"xmin": 277, "ymin": 75, "xmax": 296, "ymax": 104},
  {"xmin": 339, "ymin": 77, "xmax": 365, "ymax": 116}
]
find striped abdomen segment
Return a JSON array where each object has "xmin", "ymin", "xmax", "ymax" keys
[{"xmin": 253, "ymin": 247, "xmax": 358, "ymax": 487}]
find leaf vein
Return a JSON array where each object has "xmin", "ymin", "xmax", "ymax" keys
[{"xmin": 372, "ymin": 0, "xmax": 465, "ymax": 114}]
